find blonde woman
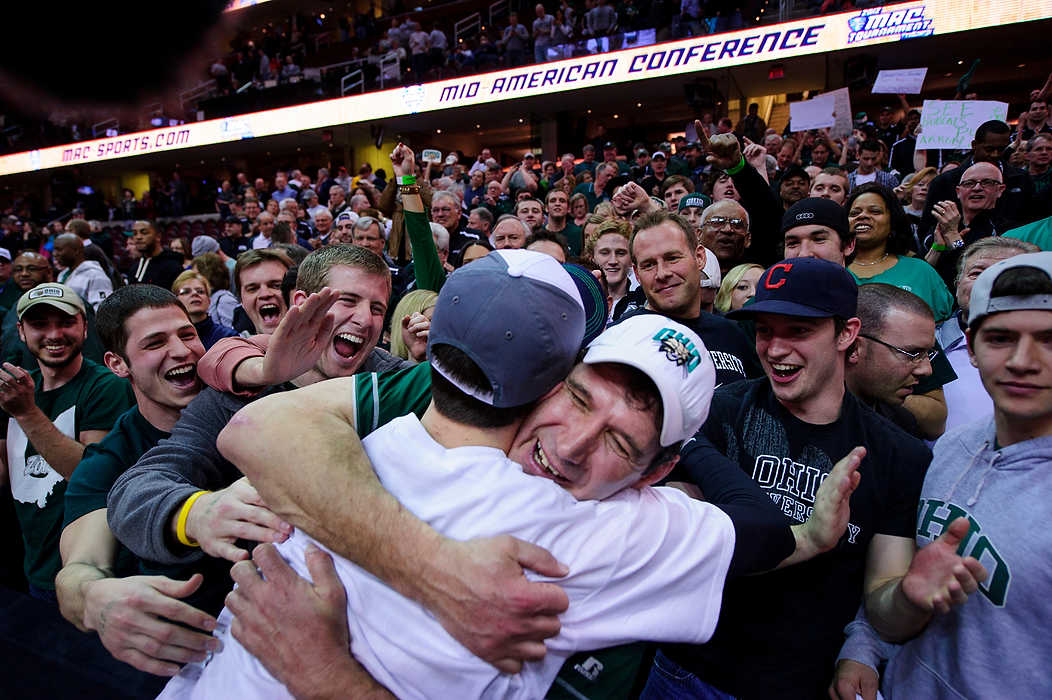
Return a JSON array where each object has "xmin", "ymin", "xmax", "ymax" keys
[
  {"xmin": 171, "ymin": 270, "xmax": 238, "ymax": 348},
  {"xmin": 714, "ymin": 263, "xmax": 764, "ymax": 313},
  {"xmin": 390, "ymin": 289, "xmax": 439, "ymax": 363}
]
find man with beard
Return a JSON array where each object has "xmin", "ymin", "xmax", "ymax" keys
[
  {"xmin": 129, "ymin": 221, "xmax": 184, "ymax": 291},
  {"xmin": 0, "ymin": 283, "xmax": 134, "ymax": 600}
]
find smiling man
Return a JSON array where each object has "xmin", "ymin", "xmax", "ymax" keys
[
  {"xmin": 882, "ymin": 251, "xmax": 1052, "ymax": 698},
  {"xmin": 0, "ymin": 283, "xmax": 134, "ymax": 600},
  {"xmin": 648, "ymin": 257, "xmax": 982, "ymax": 699},
  {"xmin": 625, "ymin": 210, "xmax": 761, "ymax": 387},
  {"xmin": 129, "ymin": 221, "xmax": 184, "ymax": 291},
  {"xmin": 233, "ymin": 249, "xmax": 292, "ymax": 335},
  {"xmin": 55, "ymin": 286, "xmax": 227, "ymax": 684}
]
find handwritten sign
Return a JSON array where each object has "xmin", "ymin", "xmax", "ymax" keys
[
  {"xmin": 916, "ymin": 100, "xmax": 1008, "ymax": 150},
  {"xmin": 791, "ymin": 93, "xmax": 836, "ymax": 132},
  {"xmin": 872, "ymin": 68, "xmax": 928, "ymax": 94},
  {"xmin": 829, "ymin": 87, "xmax": 853, "ymax": 139}
]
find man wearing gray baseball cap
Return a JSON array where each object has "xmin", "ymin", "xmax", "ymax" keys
[
  {"xmin": 882, "ymin": 251, "xmax": 1052, "ymax": 699},
  {"xmin": 190, "ymin": 250, "xmax": 859, "ymax": 699}
]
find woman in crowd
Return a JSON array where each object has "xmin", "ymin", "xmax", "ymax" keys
[
  {"xmin": 570, "ymin": 192, "xmax": 590, "ymax": 227},
  {"xmin": 192, "ymin": 252, "xmax": 239, "ymax": 328},
  {"xmin": 899, "ymin": 166, "xmax": 937, "ymax": 250},
  {"xmin": 715, "ymin": 263, "xmax": 764, "ymax": 313},
  {"xmin": 390, "ymin": 289, "xmax": 438, "ymax": 363},
  {"xmin": 168, "ymin": 236, "xmax": 193, "ymax": 269},
  {"xmin": 171, "ymin": 270, "xmax": 238, "ymax": 349},
  {"xmin": 846, "ymin": 183, "xmax": 954, "ymax": 322}
]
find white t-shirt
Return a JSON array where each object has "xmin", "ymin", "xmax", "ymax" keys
[
  {"xmin": 854, "ymin": 170, "xmax": 877, "ymax": 186},
  {"xmin": 162, "ymin": 414, "xmax": 735, "ymax": 700}
]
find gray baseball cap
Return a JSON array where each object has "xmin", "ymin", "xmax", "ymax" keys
[
  {"xmin": 427, "ymin": 249, "xmax": 585, "ymax": 407},
  {"xmin": 969, "ymin": 251, "xmax": 1052, "ymax": 328}
]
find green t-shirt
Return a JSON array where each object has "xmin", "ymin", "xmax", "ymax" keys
[
  {"xmin": 350, "ymin": 362, "xmax": 433, "ymax": 438},
  {"xmin": 850, "ymin": 255, "xmax": 955, "ymax": 322},
  {"xmin": 562, "ymin": 223, "xmax": 584, "ymax": 257},
  {"xmin": 5, "ymin": 359, "xmax": 134, "ymax": 590},
  {"xmin": 573, "ymin": 182, "xmax": 610, "ymax": 213},
  {"xmin": 1005, "ymin": 216, "xmax": 1052, "ymax": 250},
  {"xmin": 547, "ymin": 643, "xmax": 651, "ymax": 700},
  {"xmin": 62, "ymin": 404, "xmax": 232, "ymax": 612},
  {"xmin": 63, "ymin": 406, "xmax": 166, "ymax": 578}
]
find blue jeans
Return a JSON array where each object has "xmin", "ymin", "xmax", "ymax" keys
[{"xmin": 640, "ymin": 650, "xmax": 737, "ymax": 700}]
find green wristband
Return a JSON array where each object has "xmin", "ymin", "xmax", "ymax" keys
[
  {"xmin": 725, "ymin": 155, "xmax": 746, "ymax": 176},
  {"xmin": 397, "ymin": 175, "xmax": 417, "ymax": 185},
  {"xmin": 931, "ymin": 243, "xmax": 948, "ymax": 252}
]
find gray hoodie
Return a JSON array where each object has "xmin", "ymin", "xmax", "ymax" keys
[{"xmin": 884, "ymin": 417, "xmax": 1052, "ymax": 699}]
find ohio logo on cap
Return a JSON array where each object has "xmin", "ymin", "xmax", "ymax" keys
[
  {"xmin": 28, "ymin": 287, "xmax": 64, "ymax": 300},
  {"xmin": 653, "ymin": 328, "xmax": 701, "ymax": 373}
]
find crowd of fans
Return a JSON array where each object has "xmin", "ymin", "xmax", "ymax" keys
[{"xmin": 1, "ymin": 30, "xmax": 1051, "ymax": 700}]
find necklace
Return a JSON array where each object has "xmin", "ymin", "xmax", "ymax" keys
[{"xmin": 853, "ymin": 252, "xmax": 890, "ymax": 267}]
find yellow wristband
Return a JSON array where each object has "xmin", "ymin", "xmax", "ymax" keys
[{"xmin": 176, "ymin": 490, "xmax": 211, "ymax": 547}]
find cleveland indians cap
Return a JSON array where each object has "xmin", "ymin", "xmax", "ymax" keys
[
  {"xmin": 968, "ymin": 251, "xmax": 1052, "ymax": 328},
  {"xmin": 16, "ymin": 283, "xmax": 86, "ymax": 321},
  {"xmin": 728, "ymin": 257, "xmax": 857, "ymax": 319},
  {"xmin": 428, "ymin": 249, "xmax": 585, "ymax": 407},
  {"xmin": 583, "ymin": 314, "xmax": 716, "ymax": 446},
  {"xmin": 780, "ymin": 197, "xmax": 850, "ymax": 240}
]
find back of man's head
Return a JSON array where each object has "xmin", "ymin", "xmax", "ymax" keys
[
  {"xmin": 66, "ymin": 219, "xmax": 92, "ymax": 239},
  {"xmin": 427, "ymin": 250, "xmax": 584, "ymax": 428}
]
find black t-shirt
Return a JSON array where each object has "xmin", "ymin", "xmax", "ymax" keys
[
  {"xmin": 620, "ymin": 308, "xmax": 763, "ymax": 387},
  {"xmin": 662, "ymin": 378, "xmax": 930, "ymax": 699}
]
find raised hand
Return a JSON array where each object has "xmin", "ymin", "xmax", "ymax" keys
[
  {"xmin": 0, "ymin": 362, "xmax": 37, "ymax": 417},
  {"xmin": 901, "ymin": 517, "xmax": 987, "ymax": 615},
  {"xmin": 390, "ymin": 143, "xmax": 417, "ymax": 178},
  {"xmin": 256, "ymin": 288, "xmax": 338, "ymax": 386}
]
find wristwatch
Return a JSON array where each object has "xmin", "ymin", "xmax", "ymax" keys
[{"xmin": 951, "ymin": 239, "xmax": 965, "ymax": 249}]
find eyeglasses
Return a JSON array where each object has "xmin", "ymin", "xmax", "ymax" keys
[
  {"xmin": 704, "ymin": 216, "xmax": 747, "ymax": 230},
  {"xmin": 958, "ymin": 178, "xmax": 1002, "ymax": 190},
  {"xmin": 860, "ymin": 334, "xmax": 938, "ymax": 363},
  {"xmin": 177, "ymin": 287, "xmax": 208, "ymax": 297}
]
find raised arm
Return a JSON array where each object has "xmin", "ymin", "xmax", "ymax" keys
[
  {"xmin": 217, "ymin": 381, "xmax": 570, "ymax": 671},
  {"xmin": 863, "ymin": 517, "xmax": 987, "ymax": 642},
  {"xmin": 392, "ymin": 143, "xmax": 445, "ymax": 292},
  {"xmin": 0, "ymin": 363, "xmax": 101, "ymax": 478}
]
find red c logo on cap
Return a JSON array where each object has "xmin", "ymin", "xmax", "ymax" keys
[{"xmin": 764, "ymin": 263, "xmax": 793, "ymax": 289}]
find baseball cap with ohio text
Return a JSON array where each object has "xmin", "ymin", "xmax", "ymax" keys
[
  {"xmin": 728, "ymin": 257, "xmax": 857, "ymax": 319},
  {"xmin": 16, "ymin": 283, "xmax": 86, "ymax": 321},
  {"xmin": 427, "ymin": 249, "xmax": 585, "ymax": 408},
  {"xmin": 583, "ymin": 314, "xmax": 716, "ymax": 446}
]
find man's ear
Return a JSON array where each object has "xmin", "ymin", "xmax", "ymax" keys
[
  {"xmin": 290, "ymin": 289, "xmax": 308, "ymax": 308},
  {"xmin": 103, "ymin": 350, "xmax": 131, "ymax": 378},
  {"xmin": 633, "ymin": 454, "xmax": 679, "ymax": 490},
  {"xmin": 695, "ymin": 245, "xmax": 707, "ymax": 272},
  {"xmin": 837, "ymin": 317, "xmax": 862, "ymax": 351},
  {"xmin": 966, "ymin": 327, "xmax": 979, "ymax": 368}
]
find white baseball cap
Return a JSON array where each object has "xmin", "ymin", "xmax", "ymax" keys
[
  {"xmin": 583, "ymin": 314, "xmax": 715, "ymax": 446},
  {"xmin": 700, "ymin": 246, "xmax": 722, "ymax": 290}
]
